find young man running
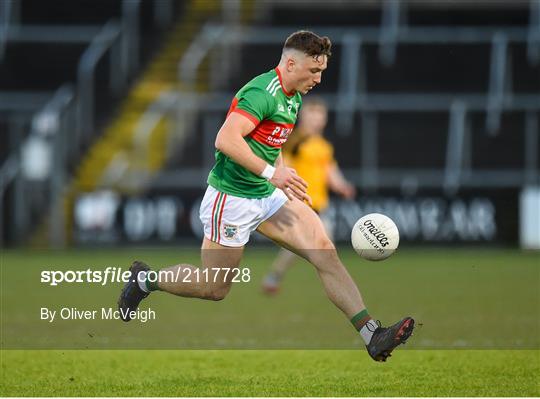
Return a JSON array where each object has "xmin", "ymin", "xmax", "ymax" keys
[{"xmin": 118, "ymin": 30, "xmax": 414, "ymax": 361}]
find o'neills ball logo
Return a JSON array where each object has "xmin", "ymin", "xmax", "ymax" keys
[{"xmin": 363, "ymin": 220, "xmax": 390, "ymax": 247}]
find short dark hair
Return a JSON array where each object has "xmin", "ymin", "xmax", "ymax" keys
[{"xmin": 283, "ymin": 30, "xmax": 332, "ymax": 59}]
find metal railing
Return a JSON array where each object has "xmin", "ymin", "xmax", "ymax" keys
[
  {"xmin": 76, "ymin": 20, "xmax": 124, "ymax": 143},
  {"xmin": 171, "ymin": 20, "xmax": 540, "ymax": 194},
  {"xmin": 142, "ymin": 91, "xmax": 539, "ymax": 194},
  {"xmin": 0, "ymin": 0, "xmax": 156, "ymax": 246},
  {"xmin": 177, "ymin": 24, "xmax": 537, "ymax": 134},
  {"xmin": 0, "ymin": 0, "xmax": 12, "ymax": 59},
  {"xmin": 527, "ymin": 0, "xmax": 540, "ymax": 64},
  {"xmin": 0, "ymin": 85, "xmax": 75, "ymax": 246}
]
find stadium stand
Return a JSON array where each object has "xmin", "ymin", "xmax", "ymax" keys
[
  {"xmin": 165, "ymin": 1, "xmax": 539, "ymax": 179},
  {"xmin": 0, "ymin": 0, "xmax": 185, "ymax": 244},
  {"xmin": 1, "ymin": 0, "xmax": 538, "ymax": 247}
]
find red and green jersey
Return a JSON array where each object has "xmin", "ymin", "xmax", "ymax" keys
[{"xmin": 207, "ymin": 68, "xmax": 302, "ymax": 198}]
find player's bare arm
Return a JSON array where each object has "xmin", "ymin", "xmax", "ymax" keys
[
  {"xmin": 328, "ymin": 164, "xmax": 356, "ymax": 199},
  {"xmin": 275, "ymin": 152, "xmax": 284, "ymax": 168},
  {"xmin": 215, "ymin": 112, "xmax": 310, "ymax": 203}
]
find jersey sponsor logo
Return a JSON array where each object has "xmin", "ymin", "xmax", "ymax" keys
[
  {"xmin": 250, "ymin": 120, "xmax": 295, "ymax": 148},
  {"xmin": 269, "ymin": 126, "xmax": 293, "ymax": 144},
  {"xmin": 278, "ymin": 104, "xmax": 285, "ymax": 112}
]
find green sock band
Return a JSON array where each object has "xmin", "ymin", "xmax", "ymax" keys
[
  {"xmin": 350, "ymin": 309, "xmax": 369, "ymax": 327},
  {"xmin": 145, "ymin": 270, "xmax": 161, "ymax": 292}
]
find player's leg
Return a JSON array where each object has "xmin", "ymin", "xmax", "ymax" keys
[
  {"xmin": 261, "ymin": 248, "xmax": 297, "ymax": 294},
  {"xmin": 257, "ymin": 197, "xmax": 366, "ymax": 317},
  {"xmin": 155, "ymin": 237, "xmax": 243, "ymax": 300},
  {"xmin": 262, "ymin": 208, "xmax": 334, "ymax": 294},
  {"xmin": 154, "ymin": 185, "xmax": 255, "ymax": 299},
  {"xmin": 117, "ymin": 238, "xmax": 243, "ymax": 321},
  {"xmin": 118, "ymin": 186, "xmax": 253, "ymax": 318},
  {"xmin": 256, "ymin": 196, "xmax": 414, "ymax": 361}
]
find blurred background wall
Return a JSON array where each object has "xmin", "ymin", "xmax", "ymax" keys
[{"xmin": 1, "ymin": 0, "xmax": 539, "ymax": 249}]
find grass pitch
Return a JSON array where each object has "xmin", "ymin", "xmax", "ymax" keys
[
  {"xmin": 1, "ymin": 247, "xmax": 539, "ymax": 395},
  {"xmin": 1, "ymin": 350, "xmax": 538, "ymax": 396}
]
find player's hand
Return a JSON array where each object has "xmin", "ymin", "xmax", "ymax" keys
[
  {"xmin": 270, "ymin": 166, "xmax": 312, "ymax": 206},
  {"xmin": 340, "ymin": 183, "xmax": 356, "ymax": 200}
]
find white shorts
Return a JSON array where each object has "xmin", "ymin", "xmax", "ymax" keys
[{"xmin": 199, "ymin": 185, "xmax": 288, "ymax": 247}]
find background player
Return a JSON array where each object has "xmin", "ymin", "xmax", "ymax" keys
[
  {"xmin": 118, "ymin": 30, "xmax": 414, "ymax": 361},
  {"xmin": 262, "ymin": 96, "xmax": 356, "ymax": 294}
]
